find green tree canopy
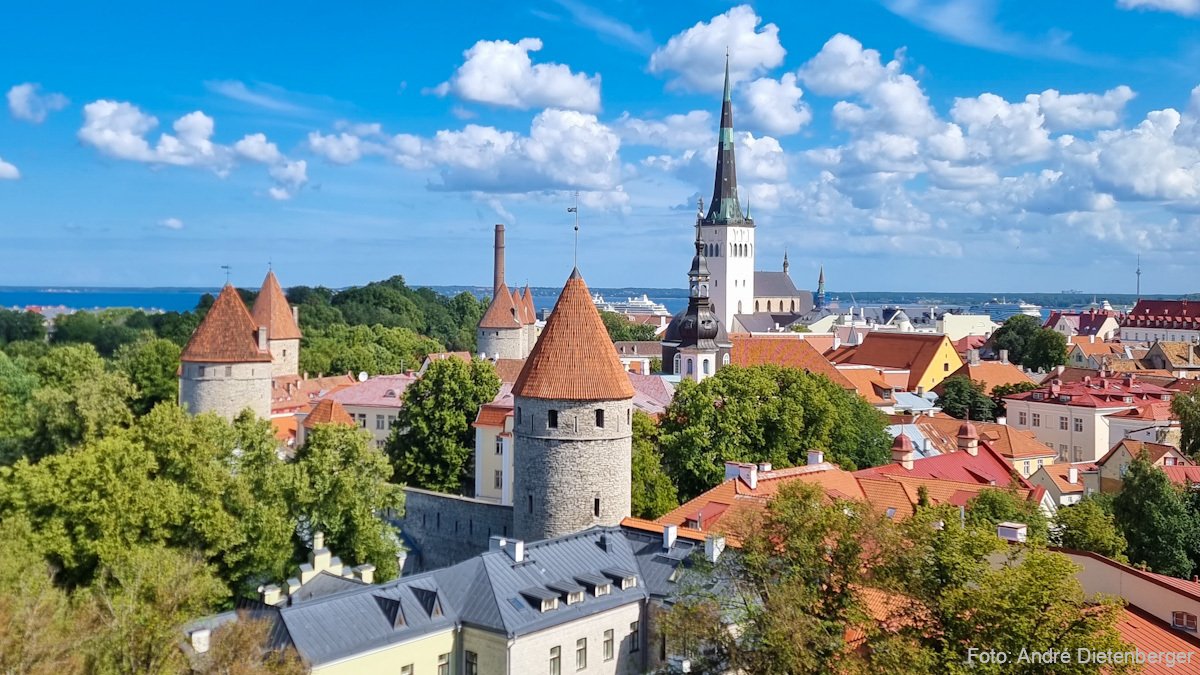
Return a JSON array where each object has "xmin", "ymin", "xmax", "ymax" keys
[
  {"xmin": 1053, "ymin": 496, "xmax": 1128, "ymax": 562},
  {"xmin": 938, "ymin": 375, "xmax": 996, "ymax": 421},
  {"xmin": 659, "ymin": 364, "xmax": 891, "ymax": 499},
  {"xmin": 114, "ymin": 337, "xmax": 182, "ymax": 414},
  {"xmin": 600, "ymin": 311, "xmax": 660, "ymax": 341},
  {"xmin": 630, "ymin": 411, "xmax": 678, "ymax": 519},
  {"xmin": 0, "ymin": 308, "xmax": 46, "ymax": 345},
  {"xmin": 990, "ymin": 314, "xmax": 1041, "ymax": 366},
  {"xmin": 386, "ymin": 357, "xmax": 500, "ymax": 493},
  {"xmin": 963, "ymin": 485, "xmax": 1049, "ymax": 542},
  {"xmin": 1024, "ymin": 328, "xmax": 1069, "ymax": 372},
  {"xmin": 1172, "ymin": 386, "xmax": 1200, "ymax": 462},
  {"xmin": 1113, "ymin": 453, "xmax": 1196, "ymax": 577},
  {"xmin": 300, "ymin": 324, "xmax": 443, "ymax": 377},
  {"xmin": 991, "ymin": 380, "xmax": 1038, "ymax": 418}
]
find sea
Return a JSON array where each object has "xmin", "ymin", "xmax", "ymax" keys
[{"xmin": 1, "ymin": 285, "xmax": 1139, "ymax": 321}]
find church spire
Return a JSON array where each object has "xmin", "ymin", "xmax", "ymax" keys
[
  {"xmin": 703, "ymin": 54, "xmax": 747, "ymax": 226},
  {"xmin": 816, "ymin": 265, "xmax": 827, "ymax": 310},
  {"xmin": 783, "ymin": 249, "xmax": 790, "ymax": 275}
]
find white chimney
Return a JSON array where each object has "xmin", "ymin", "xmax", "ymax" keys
[
  {"xmin": 724, "ymin": 461, "xmax": 757, "ymax": 489},
  {"xmin": 757, "ymin": 462, "xmax": 772, "ymax": 472},
  {"xmin": 704, "ymin": 535, "xmax": 726, "ymax": 563},
  {"xmin": 663, "ymin": 524, "xmax": 678, "ymax": 550},
  {"xmin": 1068, "ymin": 466, "xmax": 1079, "ymax": 484},
  {"xmin": 292, "ymin": 305, "xmax": 300, "ymax": 324},
  {"xmin": 999, "ymin": 349, "xmax": 1009, "ymax": 364},
  {"xmin": 258, "ymin": 325, "xmax": 269, "ymax": 352},
  {"xmin": 489, "ymin": 535, "xmax": 507, "ymax": 552},
  {"xmin": 258, "ymin": 583, "xmax": 282, "ymax": 606},
  {"xmin": 190, "ymin": 628, "xmax": 211, "ymax": 654},
  {"xmin": 995, "ymin": 415, "xmax": 1007, "ymax": 426},
  {"xmin": 807, "ymin": 450, "xmax": 824, "ymax": 465},
  {"xmin": 511, "ymin": 539, "xmax": 525, "ymax": 563},
  {"xmin": 997, "ymin": 522, "xmax": 1028, "ymax": 543},
  {"xmin": 395, "ymin": 550, "xmax": 407, "ymax": 576}
]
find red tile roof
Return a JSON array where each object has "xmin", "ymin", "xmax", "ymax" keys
[
  {"xmin": 1096, "ymin": 440, "xmax": 1188, "ymax": 467},
  {"xmin": 1006, "ymin": 374, "xmax": 1173, "ymax": 408},
  {"xmin": 478, "ymin": 282, "xmax": 523, "ymax": 329},
  {"xmin": 522, "ymin": 285, "xmax": 537, "ymax": 325},
  {"xmin": 1115, "ymin": 605, "xmax": 1200, "ymax": 673},
  {"xmin": 913, "ymin": 417, "xmax": 1053, "ymax": 460},
  {"xmin": 730, "ymin": 334, "xmax": 855, "ymax": 389},
  {"xmin": 1036, "ymin": 462, "xmax": 1095, "ymax": 495},
  {"xmin": 1046, "ymin": 309, "xmax": 1119, "ymax": 336},
  {"xmin": 251, "ymin": 270, "xmax": 302, "ymax": 340},
  {"xmin": 303, "ymin": 398, "xmax": 355, "ymax": 428},
  {"xmin": 951, "ymin": 334, "xmax": 987, "ymax": 356},
  {"xmin": 181, "ymin": 284, "xmax": 272, "ymax": 363},
  {"xmin": 328, "ymin": 374, "xmax": 418, "ymax": 408},
  {"xmin": 271, "ymin": 374, "xmax": 357, "ymax": 415},
  {"xmin": 1121, "ymin": 299, "xmax": 1200, "ymax": 328},
  {"xmin": 492, "ymin": 358, "xmax": 527, "ymax": 383},
  {"xmin": 830, "ymin": 332, "xmax": 960, "ymax": 390},
  {"xmin": 857, "ymin": 442, "xmax": 1030, "ymax": 488},
  {"xmin": 513, "ymin": 269, "xmax": 634, "ymax": 401}
]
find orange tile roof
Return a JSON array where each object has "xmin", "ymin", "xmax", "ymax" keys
[
  {"xmin": 1163, "ymin": 466, "xmax": 1200, "ymax": 487},
  {"xmin": 730, "ymin": 334, "xmax": 855, "ymax": 389},
  {"xmin": 473, "ymin": 405, "xmax": 512, "ymax": 428},
  {"xmin": 478, "ymin": 281, "xmax": 522, "ymax": 329},
  {"xmin": 181, "ymin": 284, "xmax": 273, "ymax": 363},
  {"xmin": 915, "ymin": 417, "xmax": 1054, "ymax": 460},
  {"xmin": 250, "ymin": 270, "xmax": 302, "ymax": 340},
  {"xmin": 303, "ymin": 398, "xmax": 355, "ymax": 428},
  {"xmin": 272, "ymin": 416, "xmax": 298, "ymax": 444},
  {"xmin": 944, "ymin": 361, "xmax": 1033, "ymax": 394},
  {"xmin": 832, "ymin": 333, "xmax": 961, "ymax": 390},
  {"xmin": 1036, "ymin": 462, "xmax": 1094, "ymax": 495},
  {"xmin": 1071, "ymin": 340, "xmax": 1124, "ymax": 359},
  {"xmin": 271, "ymin": 374, "xmax": 358, "ymax": 414},
  {"xmin": 835, "ymin": 366, "xmax": 904, "ymax": 404},
  {"xmin": 493, "ymin": 358, "xmax": 527, "ymax": 383},
  {"xmin": 1116, "ymin": 606, "xmax": 1200, "ymax": 673},
  {"xmin": 1097, "ymin": 440, "xmax": 1187, "ymax": 467},
  {"xmin": 513, "ymin": 269, "xmax": 634, "ymax": 401},
  {"xmin": 521, "ymin": 285, "xmax": 537, "ymax": 324}
]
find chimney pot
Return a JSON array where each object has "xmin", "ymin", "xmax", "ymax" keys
[
  {"xmin": 313, "ymin": 531, "xmax": 325, "ymax": 551},
  {"xmin": 292, "ymin": 305, "xmax": 300, "ymax": 324},
  {"xmin": 258, "ymin": 584, "xmax": 282, "ymax": 606},
  {"xmin": 353, "ymin": 563, "xmax": 376, "ymax": 585},
  {"xmin": 999, "ymin": 349, "xmax": 1009, "ymax": 364}
]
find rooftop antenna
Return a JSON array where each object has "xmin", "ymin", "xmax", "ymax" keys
[
  {"xmin": 567, "ymin": 191, "xmax": 580, "ymax": 267},
  {"xmin": 220, "ymin": 265, "xmax": 232, "ymax": 284}
]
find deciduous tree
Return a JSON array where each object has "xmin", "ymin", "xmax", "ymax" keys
[
  {"xmin": 1052, "ymin": 497, "xmax": 1128, "ymax": 562},
  {"xmin": 630, "ymin": 412, "xmax": 678, "ymax": 519},
  {"xmin": 1113, "ymin": 454, "xmax": 1196, "ymax": 577},
  {"xmin": 938, "ymin": 375, "xmax": 995, "ymax": 421},
  {"xmin": 1024, "ymin": 328, "xmax": 1069, "ymax": 372},
  {"xmin": 990, "ymin": 314, "xmax": 1041, "ymax": 366},
  {"xmin": 115, "ymin": 337, "xmax": 182, "ymax": 414}
]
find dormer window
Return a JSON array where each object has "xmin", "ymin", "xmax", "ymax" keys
[
  {"xmin": 1173, "ymin": 611, "xmax": 1197, "ymax": 632},
  {"xmin": 541, "ymin": 598, "xmax": 558, "ymax": 612},
  {"xmin": 567, "ymin": 591, "xmax": 584, "ymax": 605},
  {"xmin": 621, "ymin": 576, "xmax": 637, "ymax": 590},
  {"xmin": 1032, "ymin": 392, "xmax": 1044, "ymax": 401},
  {"xmin": 384, "ymin": 389, "xmax": 397, "ymax": 398},
  {"xmin": 595, "ymin": 583, "xmax": 610, "ymax": 597}
]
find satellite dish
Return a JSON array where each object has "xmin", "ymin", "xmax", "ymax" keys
[{"xmin": 358, "ymin": 371, "xmax": 369, "ymax": 382}]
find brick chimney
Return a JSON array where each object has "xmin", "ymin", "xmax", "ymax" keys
[
  {"xmin": 957, "ymin": 422, "xmax": 980, "ymax": 456},
  {"xmin": 891, "ymin": 434, "xmax": 916, "ymax": 470},
  {"xmin": 493, "ymin": 224, "xmax": 506, "ymax": 296}
]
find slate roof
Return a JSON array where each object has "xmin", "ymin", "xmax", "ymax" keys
[
  {"xmin": 211, "ymin": 525, "xmax": 700, "ymax": 667},
  {"xmin": 181, "ymin": 284, "xmax": 273, "ymax": 363},
  {"xmin": 513, "ymin": 269, "xmax": 634, "ymax": 401},
  {"xmin": 251, "ymin": 270, "xmax": 302, "ymax": 340},
  {"xmin": 303, "ymin": 398, "xmax": 355, "ymax": 429},
  {"xmin": 479, "ymin": 282, "xmax": 523, "ymax": 330},
  {"xmin": 753, "ymin": 271, "xmax": 799, "ymax": 297}
]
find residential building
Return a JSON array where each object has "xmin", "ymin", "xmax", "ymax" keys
[
  {"xmin": 836, "ymin": 365, "xmax": 941, "ymax": 414},
  {"xmin": 941, "ymin": 348, "xmax": 1033, "ymax": 395},
  {"xmin": 829, "ymin": 332, "xmax": 965, "ymax": 392},
  {"xmin": 936, "ymin": 313, "xmax": 998, "ymax": 342},
  {"xmin": 327, "ymin": 374, "xmax": 418, "ymax": 449},
  {"xmin": 1119, "ymin": 299, "xmax": 1200, "ymax": 343},
  {"xmin": 1028, "ymin": 462, "xmax": 1095, "ymax": 507},
  {"xmin": 1044, "ymin": 308, "xmax": 1120, "ymax": 342},
  {"xmin": 179, "ymin": 283, "xmax": 273, "ymax": 420},
  {"xmin": 890, "ymin": 416, "xmax": 1056, "ymax": 478},
  {"xmin": 474, "ymin": 383, "xmax": 515, "ymax": 505},
  {"xmin": 1066, "ymin": 339, "xmax": 1127, "ymax": 370},
  {"xmin": 613, "ymin": 341, "xmax": 661, "ymax": 375},
  {"xmin": 1004, "ymin": 374, "xmax": 1177, "ymax": 463},
  {"xmin": 1088, "ymin": 439, "xmax": 1192, "ymax": 493},
  {"xmin": 188, "ymin": 524, "xmax": 714, "ymax": 675},
  {"xmin": 297, "ymin": 398, "xmax": 356, "ymax": 447},
  {"xmin": 1145, "ymin": 341, "xmax": 1200, "ymax": 379}
]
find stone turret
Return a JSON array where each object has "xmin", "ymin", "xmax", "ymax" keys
[
  {"xmin": 677, "ymin": 227, "xmax": 720, "ymax": 382},
  {"xmin": 511, "ymin": 268, "xmax": 634, "ymax": 541},
  {"xmin": 477, "ymin": 224, "xmax": 531, "ymax": 360},
  {"xmin": 251, "ymin": 270, "xmax": 302, "ymax": 378},
  {"xmin": 179, "ymin": 284, "xmax": 272, "ymax": 420}
]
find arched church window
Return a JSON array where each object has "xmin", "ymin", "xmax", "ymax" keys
[
  {"xmin": 702, "ymin": 359, "xmax": 710, "ymax": 375},
  {"xmin": 767, "ymin": 301, "xmax": 773, "ymax": 312},
  {"xmin": 722, "ymin": 353, "xmax": 731, "ymax": 366},
  {"xmin": 737, "ymin": 301, "xmax": 743, "ymax": 313},
  {"xmin": 673, "ymin": 354, "xmax": 681, "ymax": 374},
  {"xmin": 687, "ymin": 358, "xmax": 694, "ymax": 375}
]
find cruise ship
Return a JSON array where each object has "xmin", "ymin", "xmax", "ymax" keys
[
  {"xmin": 972, "ymin": 299, "xmax": 1043, "ymax": 322},
  {"xmin": 592, "ymin": 293, "xmax": 671, "ymax": 316}
]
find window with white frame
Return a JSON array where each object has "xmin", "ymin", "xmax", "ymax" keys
[
  {"xmin": 1074, "ymin": 418, "xmax": 1083, "ymax": 432},
  {"xmin": 1059, "ymin": 416, "xmax": 1068, "ymax": 430},
  {"xmin": 494, "ymin": 470, "xmax": 503, "ymax": 490},
  {"xmin": 1031, "ymin": 413, "xmax": 1041, "ymax": 427},
  {"xmin": 1018, "ymin": 411, "xmax": 1028, "ymax": 426},
  {"xmin": 1173, "ymin": 611, "xmax": 1198, "ymax": 631},
  {"xmin": 495, "ymin": 436, "xmax": 504, "ymax": 454}
]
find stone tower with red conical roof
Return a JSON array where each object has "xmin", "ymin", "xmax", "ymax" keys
[
  {"xmin": 511, "ymin": 267, "xmax": 635, "ymax": 541},
  {"xmin": 251, "ymin": 270, "xmax": 303, "ymax": 378},
  {"xmin": 476, "ymin": 224, "xmax": 537, "ymax": 360},
  {"xmin": 179, "ymin": 284, "xmax": 273, "ymax": 419}
]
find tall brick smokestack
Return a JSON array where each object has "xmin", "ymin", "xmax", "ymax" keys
[{"xmin": 493, "ymin": 224, "xmax": 505, "ymax": 295}]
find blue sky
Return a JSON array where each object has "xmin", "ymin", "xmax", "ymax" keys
[{"xmin": 4, "ymin": 0, "xmax": 1200, "ymax": 293}]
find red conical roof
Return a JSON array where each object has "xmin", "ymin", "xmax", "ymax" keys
[
  {"xmin": 251, "ymin": 270, "xmax": 302, "ymax": 340},
  {"xmin": 181, "ymin": 284, "xmax": 272, "ymax": 363},
  {"xmin": 513, "ymin": 268, "xmax": 633, "ymax": 401},
  {"xmin": 479, "ymin": 281, "xmax": 523, "ymax": 329},
  {"xmin": 303, "ymin": 398, "xmax": 355, "ymax": 429},
  {"xmin": 522, "ymin": 285, "xmax": 536, "ymax": 324}
]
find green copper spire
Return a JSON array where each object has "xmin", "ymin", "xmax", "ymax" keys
[{"xmin": 703, "ymin": 54, "xmax": 748, "ymax": 226}]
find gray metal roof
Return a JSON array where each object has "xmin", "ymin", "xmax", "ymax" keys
[
  {"xmin": 753, "ymin": 271, "xmax": 799, "ymax": 298},
  {"xmin": 222, "ymin": 525, "xmax": 705, "ymax": 665}
]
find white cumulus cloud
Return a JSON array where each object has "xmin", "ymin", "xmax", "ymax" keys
[
  {"xmin": 7, "ymin": 83, "xmax": 68, "ymax": 123},
  {"xmin": 614, "ymin": 110, "xmax": 712, "ymax": 150},
  {"xmin": 1117, "ymin": 0, "xmax": 1200, "ymax": 15},
  {"xmin": 159, "ymin": 217, "xmax": 183, "ymax": 230},
  {"xmin": 0, "ymin": 156, "xmax": 19, "ymax": 179},
  {"xmin": 649, "ymin": 5, "xmax": 786, "ymax": 92},
  {"xmin": 434, "ymin": 38, "xmax": 601, "ymax": 113},
  {"xmin": 742, "ymin": 73, "xmax": 811, "ymax": 136}
]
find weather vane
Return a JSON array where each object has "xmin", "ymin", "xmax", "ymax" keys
[
  {"xmin": 220, "ymin": 265, "xmax": 231, "ymax": 284},
  {"xmin": 567, "ymin": 191, "xmax": 580, "ymax": 267}
]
